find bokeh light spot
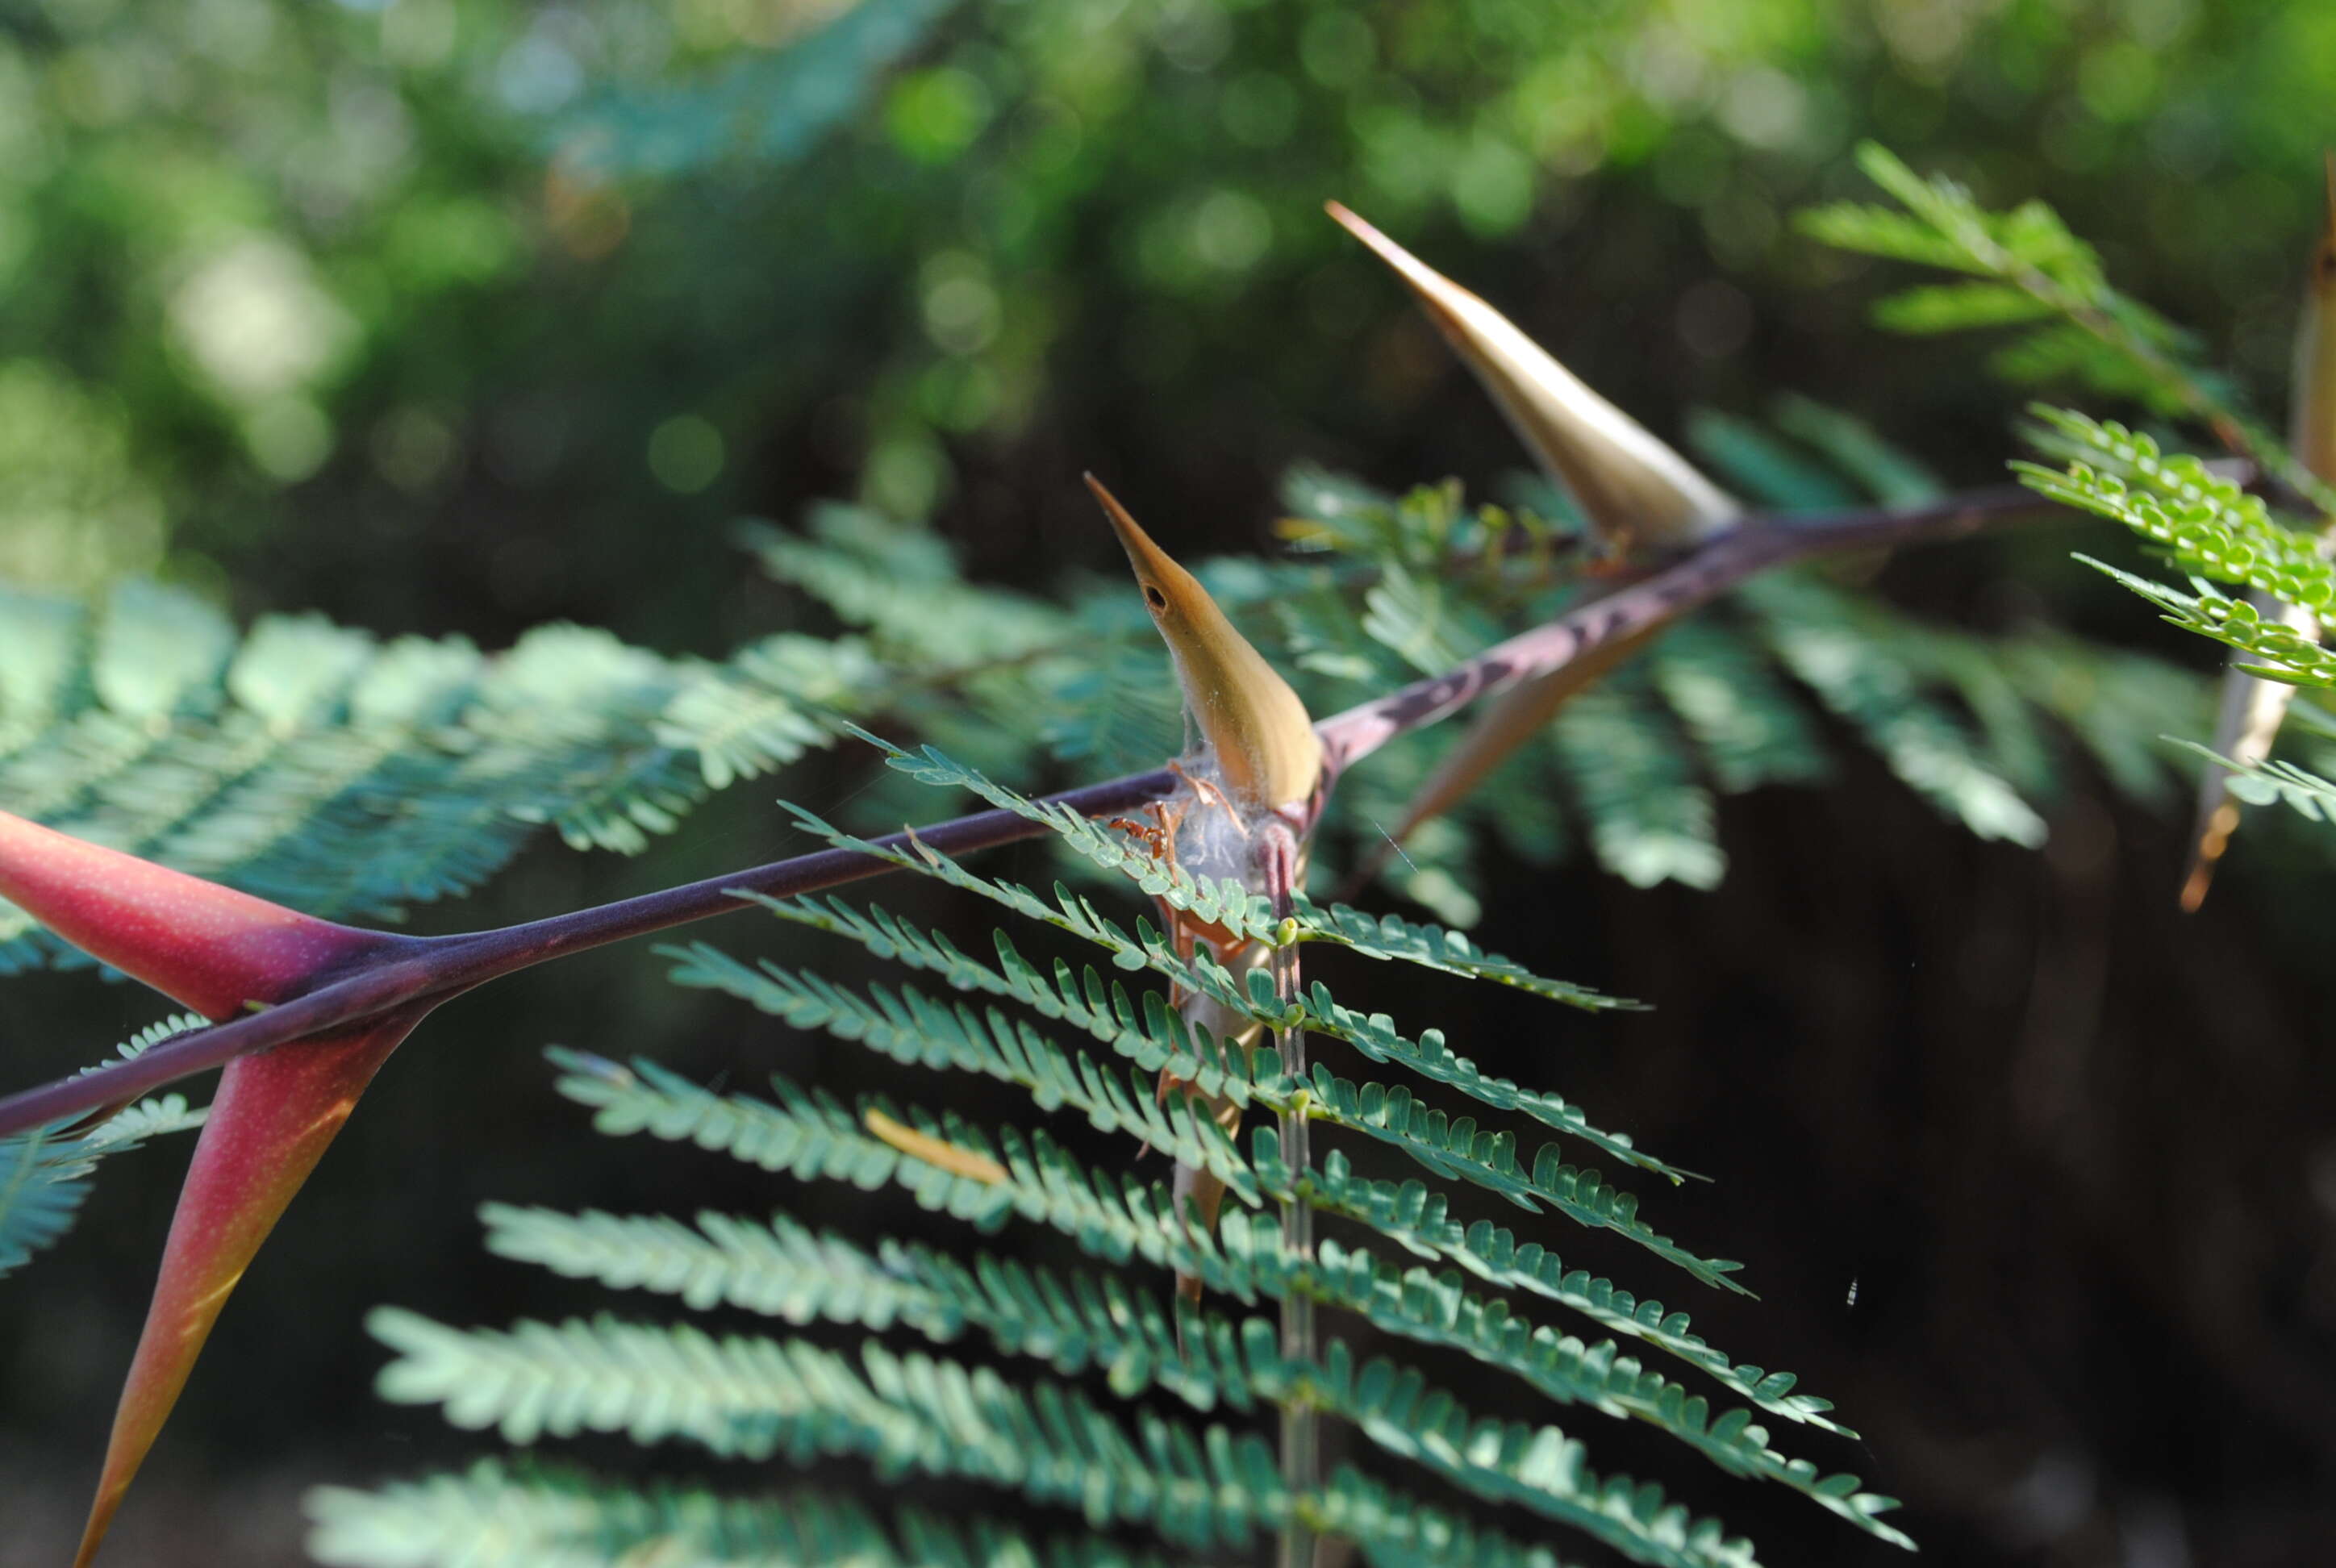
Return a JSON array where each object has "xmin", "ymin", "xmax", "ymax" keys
[{"xmin": 647, "ymin": 415, "xmax": 725, "ymax": 494}]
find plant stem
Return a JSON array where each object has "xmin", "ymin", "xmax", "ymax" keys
[
  {"xmin": 0, "ymin": 481, "xmax": 2128, "ymax": 1137},
  {"xmin": 1259, "ymin": 821, "xmax": 1317, "ymax": 1568}
]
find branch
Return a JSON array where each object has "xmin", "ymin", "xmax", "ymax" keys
[
  {"xmin": 1316, "ymin": 484, "xmax": 2044, "ymax": 769},
  {"xmin": 0, "ymin": 773, "xmax": 1178, "ymax": 1136},
  {"xmin": 0, "ymin": 479, "xmax": 2117, "ymax": 1138}
]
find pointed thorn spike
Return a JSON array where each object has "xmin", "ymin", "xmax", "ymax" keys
[
  {"xmin": 0, "ymin": 810, "xmax": 398, "ymax": 1019},
  {"xmin": 1085, "ymin": 473, "xmax": 1164, "ymax": 572},
  {"xmin": 70, "ymin": 1011, "xmax": 428, "ymax": 1567},
  {"xmin": 1327, "ymin": 202, "xmax": 1739, "ymax": 552},
  {"xmin": 1082, "ymin": 477, "xmax": 1321, "ymax": 811}
]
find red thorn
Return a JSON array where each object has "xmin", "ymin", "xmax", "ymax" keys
[
  {"xmin": 0, "ymin": 811, "xmax": 398, "ymax": 1016},
  {"xmin": 71, "ymin": 1012, "xmax": 426, "ymax": 1566},
  {"xmin": 0, "ymin": 809, "xmax": 434, "ymax": 1565}
]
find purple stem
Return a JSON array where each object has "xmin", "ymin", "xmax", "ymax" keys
[{"xmin": 0, "ymin": 482, "xmax": 2070, "ymax": 1138}]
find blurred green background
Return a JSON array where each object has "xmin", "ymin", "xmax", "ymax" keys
[
  {"xmin": 9, "ymin": 0, "xmax": 2332, "ymax": 642},
  {"xmin": 5, "ymin": 1, "xmax": 2336, "ymax": 1565}
]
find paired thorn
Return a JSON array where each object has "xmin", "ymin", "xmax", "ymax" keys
[
  {"xmin": 0, "ymin": 810, "xmax": 440, "ymax": 1568},
  {"xmin": 1325, "ymin": 202, "xmax": 1741, "ymax": 868}
]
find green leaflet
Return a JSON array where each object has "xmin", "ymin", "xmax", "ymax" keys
[
  {"xmin": 1649, "ymin": 619, "xmax": 1832, "ymax": 796},
  {"xmin": 1797, "ymin": 146, "xmax": 2179, "ymax": 403},
  {"xmin": 1283, "ymin": 895, "xmax": 1641, "ymax": 1011},
  {"xmin": 1285, "ymin": 1142, "xmax": 1840, "ymax": 1429},
  {"xmin": 847, "ymin": 725, "xmax": 1637, "ymax": 1008},
  {"xmin": 480, "ymin": 1204, "xmax": 1255, "ymax": 1412},
  {"xmin": 369, "ymin": 1302, "xmax": 1762, "ymax": 1568},
  {"xmin": 853, "ymin": 724, "xmax": 1670, "ymax": 999},
  {"xmin": 310, "ymin": 1461, "xmax": 1193, "ymax": 1568},
  {"xmin": 1800, "ymin": 144, "xmax": 2330, "ymax": 511},
  {"xmin": 661, "ymin": 924, "xmax": 1726, "ymax": 1280},
  {"xmin": 0, "ymin": 1014, "xmax": 209, "ymax": 1276},
  {"xmin": 2023, "ymin": 409, "xmax": 2336, "ymax": 688},
  {"xmin": 478, "ymin": 1192, "xmax": 1900, "ymax": 1544},
  {"xmin": 1293, "ymin": 1231, "xmax": 1904, "ymax": 1546},
  {"xmin": 1550, "ymin": 676, "xmax": 1726, "ymax": 890},
  {"xmin": 2167, "ymin": 740, "xmax": 2336, "ymax": 825},
  {"xmin": 521, "ymin": 1050, "xmax": 1902, "ymax": 1541},
  {"xmin": 369, "ymin": 1312, "xmax": 1284, "ymax": 1553},
  {"xmin": 1769, "ymin": 394, "xmax": 1945, "ymax": 507},
  {"xmin": 1687, "ymin": 411, "xmax": 1861, "ymax": 511},
  {"xmin": 1745, "ymin": 573, "xmax": 2049, "ymax": 846},
  {"xmin": 306, "ymin": 1457, "xmax": 1640, "ymax": 1568},
  {"xmin": 659, "ymin": 940, "xmax": 1266, "ymax": 1204},
  {"xmin": 548, "ymin": 1049, "xmax": 1258, "ymax": 1290},
  {"xmin": 1870, "ymin": 281, "xmax": 2062, "ymax": 336},
  {"xmin": 1295, "ymin": 1341, "xmax": 1755, "ymax": 1568},
  {"xmin": 0, "ymin": 580, "xmax": 855, "ymax": 970},
  {"xmin": 730, "ymin": 891, "xmax": 1667, "ymax": 1174}
]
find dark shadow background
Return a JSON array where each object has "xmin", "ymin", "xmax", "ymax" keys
[{"xmin": 4, "ymin": 2, "xmax": 2336, "ymax": 1565}]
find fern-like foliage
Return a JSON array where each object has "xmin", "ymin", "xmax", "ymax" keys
[
  {"xmin": 311, "ymin": 1461, "xmax": 1193, "ymax": 1568},
  {"xmin": 0, "ymin": 1014, "xmax": 207, "ymax": 1275},
  {"xmin": 323, "ymin": 735, "xmax": 1910, "ymax": 1568},
  {"xmin": 2164, "ymin": 740, "xmax": 2336, "ymax": 831},
  {"xmin": 1797, "ymin": 145, "xmax": 2336, "ymax": 869},
  {"xmin": 2014, "ymin": 410, "xmax": 2336, "ymax": 688},
  {"xmin": 311, "ymin": 1455, "xmax": 1770, "ymax": 1568},
  {"xmin": 0, "ymin": 579, "xmax": 858, "ymax": 970},
  {"xmin": 745, "ymin": 757, "xmax": 1688, "ymax": 1195},
  {"xmin": 1797, "ymin": 142, "xmax": 2331, "ymax": 508}
]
